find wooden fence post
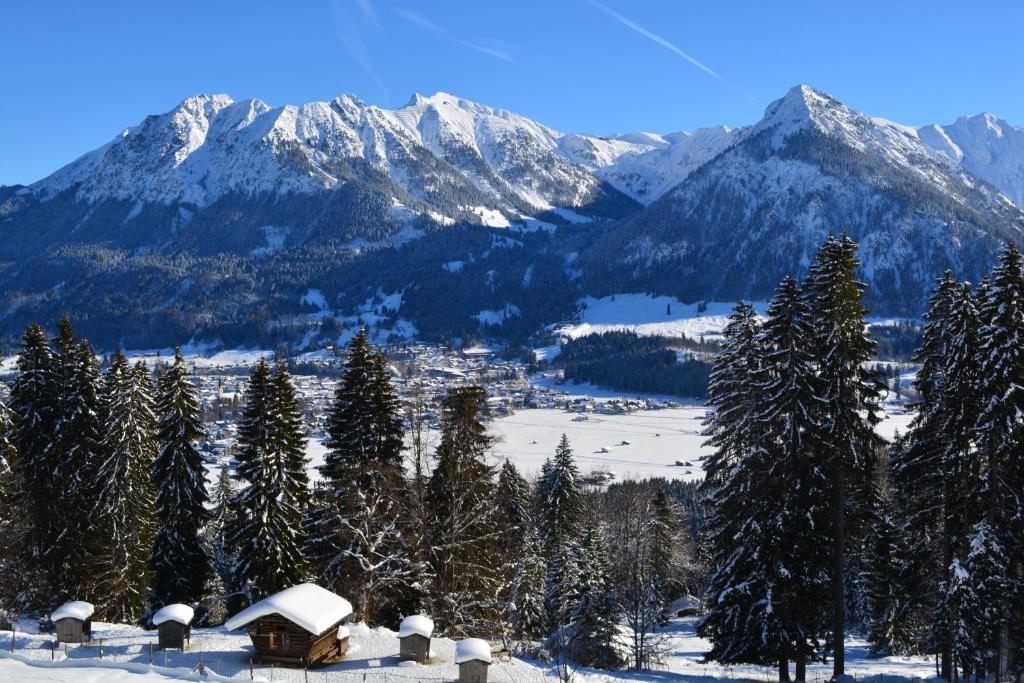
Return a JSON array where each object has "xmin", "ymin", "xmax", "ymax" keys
[
  {"xmin": 149, "ymin": 642, "xmax": 153, "ymax": 665},
  {"xmin": 9, "ymin": 627, "xmax": 13, "ymax": 652},
  {"xmin": 249, "ymin": 656, "xmax": 254, "ymax": 680}
]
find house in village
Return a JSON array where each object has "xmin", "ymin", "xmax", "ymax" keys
[
  {"xmin": 398, "ymin": 614, "xmax": 433, "ymax": 663},
  {"xmin": 455, "ymin": 638, "xmax": 492, "ymax": 683},
  {"xmin": 225, "ymin": 584, "xmax": 352, "ymax": 666},
  {"xmin": 51, "ymin": 601, "xmax": 93, "ymax": 644},
  {"xmin": 152, "ymin": 603, "xmax": 194, "ymax": 650}
]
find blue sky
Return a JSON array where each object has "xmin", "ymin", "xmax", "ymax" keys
[{"xmin": 3, "ymin": 0, "xmax": 1022, "ymax": 186}]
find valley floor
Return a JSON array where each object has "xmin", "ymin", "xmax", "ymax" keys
[{"xmin": 0, "ymin": 618, "xmax": 938, "ymax": 683}]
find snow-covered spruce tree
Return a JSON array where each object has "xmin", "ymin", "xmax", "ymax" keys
[
  {"xmin": 649, "ymin": 486, "xmax": 680, "ymax": 623},
  {"xmin": 7, "ymin": 322, "xmax": 57, "ymax": 608},
  {"xmin": 805, "ymin": 234, "xmax": 883, "ymax": 678},
  {"xmin": 570, "ymin": 520, "xmax": 623, "ymax": 669},
  {"xmin": 545, "ymin": 536, "xmax": 584, "ymax": 637},
  {"xmin": 305, "ymin": 331, "xmax": 419, "ymax": 625},
  {"xmin": 948, "ymin": 522, "xmax": 1008, "ymax": 679},
  {"xmin": 972, "ymin": 243, "xmax": 1024, "ymax": 676},
  {"xmin": 496, "ymin": 459, "xmax": 532, "ymax": 558},
  {"xmin": 93, "ymin": 354, "xmax": 158, "ymax": 622},
  {"xmin": 425, "ymin": 386, "xmax": 501, "ymax": 637},
  {"xmin": 700, "ymin": 301, "xmax": 762, "ymax": 497},
  {"xmin": 862, "ymin": 485, "xmax": 919, "ymax": 657},
  {"xmin": 538, "ymin": 434, "xmax": 584, "ymax": 557},
  {"xmin": 890, "ymin": 272, "xmax": 978, "ymax": 673},
  {"xmin": 196, "ymin": 462, "xmax": 236, "ymax": 626},
  {"xmin": 0, "ymin": 395, "xmax": 19, "ymax": 613},
  {"xmin": 271, "ymin": 362, "xmax": 310, "ymax": 514},
  {"xmin": 698, "ymin": 301, "xmax": 785, "ymax": 672},
  {"xmin": 149, "ymin": 348, "xmax": 210, "ymax": 611},
  {"xmin": 754, "ymin": 275, "xmax": 832, "ymax": 679},
  {"xmin": 494, "ymin": 459, "xmax": 533, "ymax": 643},
  {"xmin": 230, "ymin": 359, "xmax": 308, "ymax": 605},
  {"xmin": 511, "ymin": 525, "xmax": 548, "ymax": 645}
]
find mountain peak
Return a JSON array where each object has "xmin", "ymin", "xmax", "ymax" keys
[{"xmin": 175, "ymin": 93, "xmax": 235, "ymax": 115}]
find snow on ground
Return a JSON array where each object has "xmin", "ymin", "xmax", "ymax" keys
[
  {"xmin": 559, "ymin": 295, "xmax": 768, "ymax": 341},
  {"xmin": 0, "ymin": 618, "xmax": 939, "ymax": 683},
  {"xmin": 490, "ymin": 403, "xmax": 915, "ymax": 482}
]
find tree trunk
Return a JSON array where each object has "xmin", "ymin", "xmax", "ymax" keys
[
  {"xmin": 796, "ymin": 640, "xmax": 807, "ymax": 683},
  {"xmin": 831, "ymin": 469, "xmax": 846, "ymax": 680}
]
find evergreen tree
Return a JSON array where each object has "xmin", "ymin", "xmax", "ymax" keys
[
  {"xmin": 649, "ymin": 486, "xmax": 679, "ymax": 622},
  {"xmin": 230, "ymin": 359, "xmax": 308, "ymax": 605},
  {"xmin": 306, "ymin": 332, "xmax": 416, "ymax": 625},
  {"xmin": 805, "ymin": 234, "xmax": 882, "ymax": 678},
  {"xmin": 93, "ymin": 353, "xmax": 157, "ymax": 622},
  {"xmin": 948, "ymin": 522, "xmax": 1008, "ymax": 679},
  {"xmin": 570, "ymin": 521, "xmax": 623, "ymax": 669},
  {"xmin": 538, "ymin": 435, "xmax": 584, "ymax": 556},
  {"xmin": 8, "ymin": 322, "xmax": 57, "ymax": 608},
  {"xmin": 510, "ymin": 526, "xmax": 547, "ymax": 643},
  {"xmin": 496, "ymin": 460, "xmax": 532, "ymax": 556},
  {"xmin": 150, "ymin": 348, "xmax": 210, "ymax": 610},
  {"xmin": 862, "ymin": 488, "xmax": 918, "ymax": 657},
  {"xmin": 891, "ymin": 274, "xmax": 980, "ymax": 674},
  {"xmin": 425, "ymin": 386, "xmax": 500, "ymax": 637}
]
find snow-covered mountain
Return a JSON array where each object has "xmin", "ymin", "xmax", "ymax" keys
[
  {"xmin": 580, "ymin": 85, "xmax": 1024, "ymax": 315},
  {"xmin": 1, "ymin": 84, "xmax": 1023, "ymax": 347},
  {"xmin": 916, "ymin": 113, "xmax": 1024, "ymax": 208}
]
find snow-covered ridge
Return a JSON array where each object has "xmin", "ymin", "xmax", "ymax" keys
[{"xmin": 24, "ymin": 85, "xmax": 1024, "ymax": 220}]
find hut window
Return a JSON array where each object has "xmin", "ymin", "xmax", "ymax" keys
[{"xmin": 267, "ymin": 625, "xmax": 288, "ymax": 649}]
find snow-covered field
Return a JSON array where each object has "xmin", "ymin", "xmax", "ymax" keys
[
  {"xmin": 0, "ymin": 618, "xmax": 938, "ymax": 683},
  {"xmin": 488, "ymin": 404, "xmax": 915, "ymax": 481},
  {"xmin": 558, "ymin": 295, "xmax": 769, "ymax": 342}
]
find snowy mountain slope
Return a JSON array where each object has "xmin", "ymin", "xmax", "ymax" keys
[
  {"xmin": 917, "ymin": 113, "xmax": 1024, "ymax": 208},
  {"xmin": 2, "ymin": 84, "xmax": 1024, "ymax": 347},
  {"xmin": 580, "ymin": 85, "xmax": 1024, "ymax": 315},
  {"xmin": 560, "ymin": 127, "xmax": 735, "ymax": 203}
]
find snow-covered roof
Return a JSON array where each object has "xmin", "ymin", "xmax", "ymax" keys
[
  {"xmin": 455, "ymin": 638, "xmax": 491, "ymax": 664},
  {"xmin": 224, "ymin": 584, "xmax": 353, "ymax": 635},
  {"xmin": 337, "ymin": 625, "xmax": 351, "ymax": 640},
  {"xmin": 152, "ymin": 604, "xmax": 195, "ymax": 626},
  {"xmin": 398, "ymin": 615, "xmax": 434, "ymax": 639},
  {"xmin": 51, "ymin": 601, "xmax": 94, "ymax": 623}
]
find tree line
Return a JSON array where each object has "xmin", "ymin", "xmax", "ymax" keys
[
  {"xmin": 699, "ymin": 235, "xmax": 1024, "ymax": 682},
  {"xmin": 0, "ymin": 324, "xmax": 694, "ymax": 673}
]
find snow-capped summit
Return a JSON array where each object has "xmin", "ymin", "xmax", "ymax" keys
[{"xmin": 918, "ymin": 113, "xmax": 1024, "ymax": 207}]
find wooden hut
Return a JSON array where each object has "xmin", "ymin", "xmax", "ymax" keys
[
  {"xmin": 153, "ymin": 603, "xmax": 194, "ymax": 650},
  {"xmin": 455, "ymin": 638, "xmax": 491, "ymax": 683},
  {"xmin": 398, "ymin": 614, "xmax": 433, "ymax": 663},
  {"xmin": 225, "ymin": 583, "xmax": 353, "ymax": 666},
  {"xmin": 51, "ymin": 601, "xmax": 93, "ymax": 644}
]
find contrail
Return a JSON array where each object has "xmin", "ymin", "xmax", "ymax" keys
[
  {"xmin": 588, "ymin": 0, "xmax": 754, "ymax": 100},
  {"xmin": 395, "ymin": 7, "xmax": 514, "ymax": 63}
]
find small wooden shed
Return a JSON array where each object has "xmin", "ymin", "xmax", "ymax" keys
[
  {"xmin": 455, "ymin": 638, "xmax": 491, "ymax": 683},
  {"xmin": 225, "ymin": 583, "xmax": 353, "ymax": 667},
  {"xmin": 153, "ymin": 603, "xmax": 194, "ymax": 650},
  {"xmin": 398, "ymin": 614, "xmax": 433, "ymax": 663},
  {"xmin": 51, "ymin": 601, "xmax": 94, "ymax": 644}
]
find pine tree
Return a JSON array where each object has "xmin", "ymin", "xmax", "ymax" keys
[
  {"xmin": 538, "ymin": 435, "xmax": 584, "ymax": 556},
  {"xmin": 93, "ymin": 353, "xmax": 157, "ymax": 622},
  {"xmin": 805, "ymin": 234, "xmax": 882, "ymax": 678},
  {"xmin": 510, "ymin": 526, "xmax": 547, "ymax": 643},
  {"xmin": 949, "ymin": 523, "xmax": 1008, "ymax": 679},
  {"xmin": 425, "ymin": 386, "xmax": 500, "ymax": 637},
  {"xmin": 545, "ymin": 537, "xmax": 584, "ymax": 635},
  {"xmin": 698, "ymin": 300, "xmax": 781, "ymax": 671},
  {"xmin": 8, "ymin": 322, "xmax": 57, "ymax": 608},
  {"xmin": 968, "ymin": 243, "xmax": 1024, "ymax": 677},
  {"xmin": 570, "ymin": 521, "xmax": 623, "ymax": 669},
  {"xmin": 230, "ymin": 359, "xmax": 308, "ymax": 605},
  {"xmin": 306, "ymin": 332, "xmax": 416, "ymax": 625},
  {"xmin": 891, "ymin": 274, "xmax": 981, "ymax": 674},
  {"xmin": 757, "ymin": 275, "xmax": 833, "ymax": 678},
  {"xmin": 862, "ymin": 488, "xmax": 918, "ymax": 657},
  {"xmin": 649, "ymin": 486, "xmax": 679, "ymax": 623},
  {"xmin": 150, "ymin": 348, "xmax": 210, "ymax": 610},
  {"xmin": 496, "ymin": 460, "xmax": 532, "ymax": 556}
]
